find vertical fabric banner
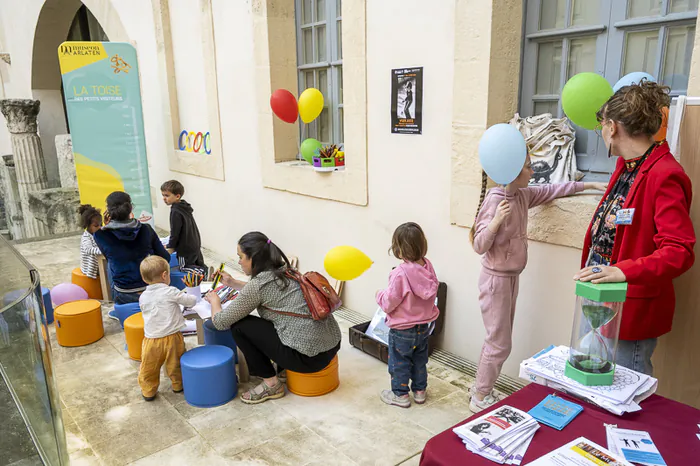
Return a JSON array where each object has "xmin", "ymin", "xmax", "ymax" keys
[
  {"xmin": 391, "ymin": 67, "xmax": 423, "ymax": 135},
  {"xmin": 58, "ymin": 42, "xmax": 154, "ymax": 225}
]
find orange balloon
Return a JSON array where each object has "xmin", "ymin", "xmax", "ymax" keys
[{"xmin": 654, "ymin": 106, "xmax": 669, "ymax": 142}]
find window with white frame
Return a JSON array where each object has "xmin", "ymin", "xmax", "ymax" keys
[
  {"xmin": 521, "ymin": 0, "xmax": 697, "ymax": 177},
  {"xmin": 295, "ymin": 0, "xmax": 343, "ymax": 148}
]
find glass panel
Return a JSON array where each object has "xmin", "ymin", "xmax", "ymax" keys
[
  {"xmin": 305, "ymin": 70, "xmax": 315, "ymax": 90},
  {"xmin": 318, "ymin": 69, "xmax": 328, "ymax": 95},
  {"xmin": 535, "ymin": 42, "xmax": 563, "ymax": 94},
  {"xmin": 319, "ymin": 107, "xmax": 331, "ymax": 142},
  {"xmin": 662, "ymin": 25, "xmax": 695, "ymax": 91},
  {"xmin": 302, "ymin": 28, "xmax": 313, "ymax": 64},
  {"xmin": 623, "ymin": 30, "xmax": 658, "ymax": 76},
  {"xmin": 670, "ymin": 0, "xmax": 699, "ymax": 13},
  {"xmin": 567, "ymin": 37, "xmax": 597, "ymax": 78},
  {"xmin": 534, "ymin": 100, "xmax": 559, "ymax": 116},
  {"xmin": 338, "ymin": 67, "xmax": 343, "ymax": 104},
  {"xmin": 316, "ymin": 25, "xmax": 326, "ymax": 62},
  {"xmin": 570, "ymin": 0, "xmax": 599, "ymax": 26},
  {"xmin": 337, "ymin": 21, "xmax": 343, "ymax": 59},
  {"xmin": 338, "ymin": 106, "xmax": 344, "ymax": 143},
  {"xmin": 628, "ymin": 0, "xmax": 662, "ymax": 18},
  {"xmin": 540, "ymin": 0, "xmax": 566, "ymax": 30},
  {"xmin": 302, "ymin": 0, "xmax": 313, "ymax": 24},
  {"xmin": 317, "ymin": 0, "xmax": 326, "ymax": 21}
]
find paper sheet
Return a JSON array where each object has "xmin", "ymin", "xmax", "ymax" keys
[{"xmin": 181, "ymin": 320, "xmax": 197, "ymax": 334}]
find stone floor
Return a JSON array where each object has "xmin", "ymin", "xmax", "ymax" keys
[{"xmin": 13, "ymin": 235, "xmax": 482, "ymax": 466}]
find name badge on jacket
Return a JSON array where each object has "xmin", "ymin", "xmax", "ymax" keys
[{"xmin": 615, "ymin": 208, "xmax": 635, "ymax": 225}]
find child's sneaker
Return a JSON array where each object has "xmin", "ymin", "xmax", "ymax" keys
[
  {"xmin": 413, "ymin": 390, "xmax": 427, "ymax": 404},
  {"xmin": 143, "ymin": 393, "xmax": 156, "ymax": 402},
  {"xmin": 108, "ymin": 310, "xmax": 119, "ymax": 321},
  {"xmin": 380, "ymin": 389, "xmax": 411, "ymax": 408},
  {"xmin": 469, "ymin": 393, "xmax": 497, "ymax": 413}
]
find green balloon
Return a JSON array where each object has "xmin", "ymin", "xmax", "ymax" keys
[
  {"xmin": 562, "ymin": 72, "xmax": 613, "ymax": 130},
  {"xmin": 300, "ymin": 138, "xmax": 322, "ymax": 164}
]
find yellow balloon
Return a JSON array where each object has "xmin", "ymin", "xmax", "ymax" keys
[
  {"xmin": 324, "ymin": 246, "xmax": 372, "ymax": 281},
  {"xmin": 298, "ymin": 88, "xmax": 324, "ymax": 123}
]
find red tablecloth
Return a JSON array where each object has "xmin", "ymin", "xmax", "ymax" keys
[{"xmin": 420, "ymin": 383, "xmax": 700, "ymax": 465}]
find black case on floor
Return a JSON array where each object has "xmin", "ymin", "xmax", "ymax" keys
[{"xmin": 348, "ymin": 282, "xmax": 447, "ymax": 364}]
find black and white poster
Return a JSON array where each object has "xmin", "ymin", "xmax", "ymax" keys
[{"xmin": 391, "ymin": 67, "xmax": 423, "ymax": 135}]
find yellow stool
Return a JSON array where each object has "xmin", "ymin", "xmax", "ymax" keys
[
  {"xmin": 124, "ymin": 313, "xmax": 145, "ymax": 361},
  {"xmin": 287, "ymin": 355, "xmax": 340, "ymax": 397},
  {"xmin": 54, "ymin": 300, "xmax": 104, "ymax": 347},
  {"xmin": 71, "ymin": 267, "xmax": 103, "ymax": 300}
]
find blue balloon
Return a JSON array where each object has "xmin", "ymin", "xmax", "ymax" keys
[
  {"xmin": 613, "ymin": 72, "xmax": 655, "ymax": 92},
  {"xmin": 478, "ymin": 124, "xmax": 527, "ymax": 186}
]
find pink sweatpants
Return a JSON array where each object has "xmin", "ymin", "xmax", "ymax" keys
[{"xmin": 475, "ymin": 270, "xmax": 519, "ymax": 396}]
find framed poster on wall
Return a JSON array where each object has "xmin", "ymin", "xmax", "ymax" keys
[
  {"xmin": 58, "ymin": 41, "xmax": 154, "ymax": 226},
  {"xmin": 391, "ymin": 67, "xmax": 423, "ymax": 135}
]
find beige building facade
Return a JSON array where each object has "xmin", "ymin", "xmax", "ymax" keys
[{"xmin": 1, "ymin": 0, "xmax": 699, "ymax": 382}]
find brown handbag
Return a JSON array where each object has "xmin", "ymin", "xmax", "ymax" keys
[{"xmin": 278, "ymin": 270, "xmax": 342, "ymax": 320}]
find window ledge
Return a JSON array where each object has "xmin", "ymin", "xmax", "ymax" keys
[{"xmin": 527, "ymin": 193, "xmax": 601, "ymax": 249}]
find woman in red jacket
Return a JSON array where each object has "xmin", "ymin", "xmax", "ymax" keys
[{"xmin": 574, "ymin": 81, "xmax": 695, "ymax": 376}]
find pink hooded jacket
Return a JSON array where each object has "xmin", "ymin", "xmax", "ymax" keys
[{"xmin": 376, "ymin": 258, "xmax": 440, "ymax": 330}]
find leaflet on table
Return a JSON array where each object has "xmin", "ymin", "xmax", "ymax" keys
[
  {"xmin": 528, "ymin": 394, "xmax": 583, "ymax": 430},
  {"xmin": 605, "ymin": 426, "xmax": 666, "ymax": 466},
  {"xmin": 464, "ymin": 423, "xmax": 539, "ymax": 464},
  {"xmin": 454, "ymin": 405, "xmax": 534, "ymax": 450},
  {"xmin": 529, "ymin": 437, "xmax": 632, "ymax": 466},
  {"xmin": 505, "ymin": 429, "xmax": 536, "ymax": 465}
]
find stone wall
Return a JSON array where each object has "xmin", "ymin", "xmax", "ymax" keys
[{"xmin": 27, "ymin": 187, "xmax": 80, "ymax": 235}]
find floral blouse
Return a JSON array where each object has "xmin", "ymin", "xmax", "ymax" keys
[{"xmin": 587, "ymin": 145, "xmax": 655, "ymax": 267}]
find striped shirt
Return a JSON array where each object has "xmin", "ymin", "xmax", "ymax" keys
[{"xmin": 80, "ymin": 231, "xmax": 101, "ymax": 279}]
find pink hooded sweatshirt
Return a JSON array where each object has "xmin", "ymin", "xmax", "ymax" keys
[{"xmin": 376, "ymin": 258, "xmax": 440, "ymax": 330}]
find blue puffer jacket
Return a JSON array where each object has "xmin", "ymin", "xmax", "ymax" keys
[{"xmin": 94, "ymin": 220, "xmax": 170, "ymax": 293}]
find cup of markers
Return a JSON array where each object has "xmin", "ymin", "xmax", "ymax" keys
[{"xmin": 184, "ymin": 271, "xmax": 204, "ymax": 303}]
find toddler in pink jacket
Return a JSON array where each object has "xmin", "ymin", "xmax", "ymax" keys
[
  {"xmin": 469, "ymin": 156, "xmax": 606, "ymax": 413},
  {"xmin": 376, "ymin": 222, "xmax": 439, "ymax": 408}
]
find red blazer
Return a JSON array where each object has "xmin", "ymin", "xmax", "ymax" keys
[{"xmin": 581, "ymin": 142, "xmax": 696, "ymax": 341}]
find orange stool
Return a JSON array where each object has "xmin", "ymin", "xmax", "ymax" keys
[
  {"xmin": 286, "ymin": 355, "xmax": 339, "ymax": 397},
  {"xmin": 54, "ymin": 299, "xmax": 104, "ymax": 347},
  {"xmin": 71, "ymin": 268, "xmax": 103, "ymax": 300},
  {"xmin": 124, "ymin": 313, "xmax": 145, "ymax": 361}
]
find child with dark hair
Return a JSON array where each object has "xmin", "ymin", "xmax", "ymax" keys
[
  {"xmin": 160, "ymin": 180, "xmax": 206, "ymax": 274},
  {"xmin": 376, "ymin": 222, "xmax": 439, "ymax": 408},
  {"xmin": 78, "ymin": 204, "xmax": 103, "ymax": 279},
  {"xmin": 94, "ymin": 191, "xmax": 170, "ymax": 307}
]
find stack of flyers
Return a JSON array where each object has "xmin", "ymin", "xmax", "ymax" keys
[
  {"xmin": 519, "ymin": 346, "xmax": 658, "ymax": 415},
  {"xmin": 605, "ymin": 425, "xmax": 667, "ymax": 466},
  {"xmin": 453, "ymin": 406, "xmax": 539, "ymax": 465}
]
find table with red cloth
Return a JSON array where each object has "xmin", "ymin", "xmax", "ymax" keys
[{"xmin": 420, "ymin": 383, "xmax": 700, "ymax": 465}]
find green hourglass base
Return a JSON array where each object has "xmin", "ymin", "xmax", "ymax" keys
[{"xmin": 565, "ymin": 361, "xmax": 614, "ymax": 386}]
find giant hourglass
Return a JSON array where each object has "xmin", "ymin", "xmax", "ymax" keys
[{"xmin": 565, "ymin": 282, "xmax": 627, "ymax": 386}]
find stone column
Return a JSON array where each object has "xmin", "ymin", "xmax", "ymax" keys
[
  {"xmin": 0, "ymin": 99, "xmax": 50, "ymax": 238},
  {"xmin": 55, "ymin": 134, "xmax": 77, "ymax": 188},
  {"xmin": 0, "ymin": 155, "xmax": 24, "ymax": 239}
]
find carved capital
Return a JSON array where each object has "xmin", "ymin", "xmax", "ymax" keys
[{"xmin": 0, "ymin": 99, "xmax": 41, "ymax": 134}]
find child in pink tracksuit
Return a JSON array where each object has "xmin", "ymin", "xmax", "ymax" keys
[
  {"xmin": 376, "ymin": 222, "xmax": 439, "ymax": 408},
  {"xmin": 469, "ymin": 158, "xmax": 606, "ymax": 413}
]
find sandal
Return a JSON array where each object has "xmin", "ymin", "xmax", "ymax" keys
[{"xmin": 241, "ymin": 380, "xmax": 285, "ymax": 404}]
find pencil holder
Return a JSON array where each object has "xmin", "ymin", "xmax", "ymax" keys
[{"xmin": 186, "ymin": 286, "xmax": 202, "ymax": 304}]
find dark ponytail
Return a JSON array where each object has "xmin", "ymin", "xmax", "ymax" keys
[
  {"xmin": 469, "ymin": 170, "xmax": 489, "ymax": 245},
  {"xmin": 105, "ymin": 191, "xmax": 133, "ymax": 222},
  {"xmin": 238, "ymin": 232, "xmax": 292, "ymax": 287}
]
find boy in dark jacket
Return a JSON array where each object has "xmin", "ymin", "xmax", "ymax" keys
[
  {"xmin": 160, "ymin": 180, "xmax": 206, "ymax": 274},
  {"xmin": 94, "ymin": 191, "xmax": 170, "ymax": 309}
]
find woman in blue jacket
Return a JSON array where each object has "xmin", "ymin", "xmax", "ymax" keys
[{"xmin": 94, "ymin": 192, "xmax": 170, "ymax": 309}]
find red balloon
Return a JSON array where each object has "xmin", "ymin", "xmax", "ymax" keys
[{"xmin": 270, "ymin": 89, "xmax": 298, "ymax": 123}]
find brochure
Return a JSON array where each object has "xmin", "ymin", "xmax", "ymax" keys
[
  {"xmin": 530, "ymin": 437, "xmax": 632, "ymax": 466},
  {"xmin": 528, "ymin": 394, "xmax": 583, "ymax": 430},
  {"xmin": 605, "ymin": 426, "xmax": 666, "ymax": 466}
]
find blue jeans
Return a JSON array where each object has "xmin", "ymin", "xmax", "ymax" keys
[
  {"xmin": 388, "ymin": 324, "xmax": 430, "ymax": 396},
  {"xmin": 615, "ymin": 338, "xmax": 658, "ymax": 376},
  {"xmin": 112, "ymin": 288, "xmax": 141, "ymax": 305}
]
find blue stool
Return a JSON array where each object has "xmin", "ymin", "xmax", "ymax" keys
[
  {"xmin": 170, "ymin": 270, "xmax": 187, "ymax": 290},
  {"xmin": 169, "ymin": 252, "xmax": 179, "ymax": 268},
  {"xmin": 203, "ymin": 319, "xmax": 238, "ymax": 363},
  {"xmin": 41, "ymin": 287, "xmax": 54, "ymax": 325},
  {"xmin": 181, "ymin": 345, "xmax": 237, "ymax": 408},
  {"xmin": 113, "ymin": 302, "xmax": 140, "ymax": 328}
]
